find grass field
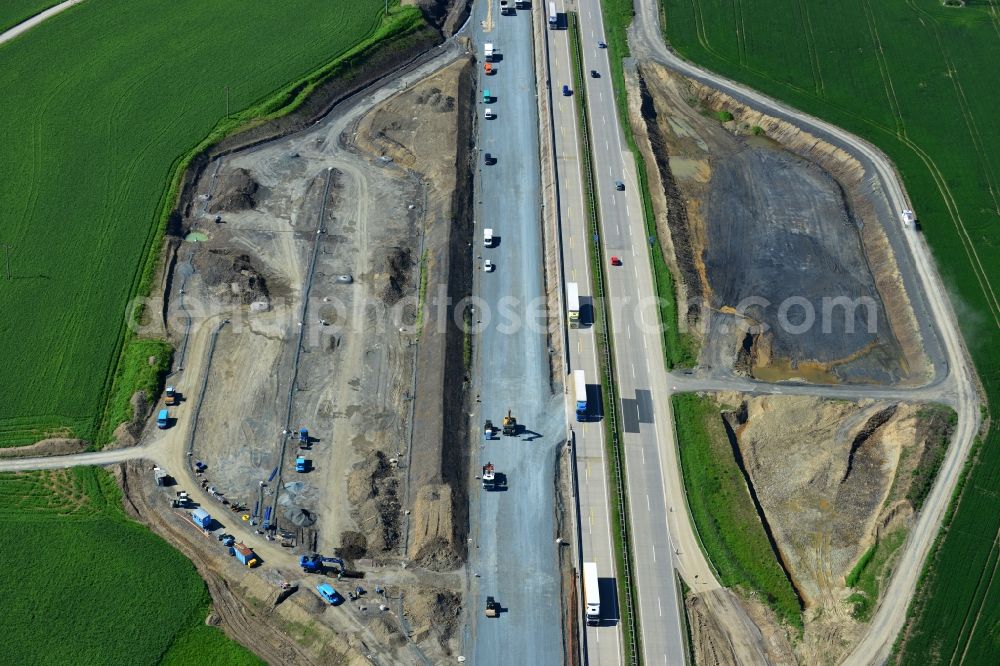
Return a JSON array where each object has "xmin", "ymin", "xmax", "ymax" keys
[
  {"xmin": 659, "ymin": 1, "xmax": 1000, "ymax": 661},
  {"xmin": 0, "ymin": 0, "xmax": 423, "ymax": 448},
  {"xmin": 0, "ymin": 467, "xmax": 261, "ymax": 665},
  {"xmin": 672, "ymin": 393, "xmax": 801, "ymax": 629},
  {"xmin": 0, "ymin": 0, "xmax": 61, "ymax": 33}
]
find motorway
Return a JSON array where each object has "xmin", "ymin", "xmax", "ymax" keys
[
  {"xmin": 466, "ymin": 1, "xmax": 566, "ymax": 664},
  {"xmin": 542, "ymin": 2, "xmax": 624, "ymax": 665}
]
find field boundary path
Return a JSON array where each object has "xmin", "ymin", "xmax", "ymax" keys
[
  {"xmin": 628, "ymin": 0, "xmax": 981, "ymax": 663},
  {"xmin": 0, "ymin": 0, "xmax": 85, "ymax": 47}
]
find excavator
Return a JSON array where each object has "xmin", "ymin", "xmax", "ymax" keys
[
  {"xmin": 299, "ymin": 554, "xmax": 345, "ymax": 577},
  {"xmin": 501, "ymin": 410, "xmax": 518, "ymax": 436}
]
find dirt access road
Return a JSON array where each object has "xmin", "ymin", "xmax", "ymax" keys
[
  {"xmin": 0, "ymin": 0, "xmax": 85, "ymax": 46},
  {"xmin": 629, "ymin": 0, "xmax": 981, "ymax": 663}
]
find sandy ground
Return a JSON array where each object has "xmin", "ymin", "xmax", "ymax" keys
[
  {"xmin": 691, "ymin": 393, "xmax": 953, "ymax": 664},
  {"xmin": 634, "ymin": 62, "xmax": 929, "ymax": 386},
  {"xmin": 130, "ymin": 44, "xmax": 475, "ymax": 663}
]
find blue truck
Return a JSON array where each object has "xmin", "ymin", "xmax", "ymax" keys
[
  {"xmin": 157, "ymin": 409, "xmax": 170, "ymax": 429},
  {"xmin": 295, "ymin": 456, "xmax": 308, "ymax": 473}
]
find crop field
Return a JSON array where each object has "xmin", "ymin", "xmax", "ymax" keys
[
  {"xmin": 0, "ymin": 467, "xmax": 260, "ymax": 664},
  {"xmin": 0, "ymin": 0, "xmax": 420, "ymax": 447},
  {"xmin": 672, "ymin": 393, "xmax": 801, "ymax": 629},
  {"xmin": 0, "ymin": 0, "xmax": 61, "ymax": 33},
  {"xmin": 660, "ymin": 1, "xmax": 1000, "ymax": 661}
]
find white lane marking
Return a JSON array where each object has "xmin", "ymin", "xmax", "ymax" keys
[
  {"xmin": 652, "ymin": 544, "xmax": 656, "ymax": 562},
  {"xmin": 632, "ymin": 362, "xmax": 636, "ymax": 378},
  {"xmin": 588, "ymin": 509, "xmax": 593, "ymax": 534},
  {"xmin": 627, "ymin": 326, "xmax": 631, "ymax": 340},
  {"xmin": 603, "ymin": 115, "xmax": 607, "ymax": 125},
  {"xmin": 658, "ymin": 597, "xmax": 663, "ymax": 617},
  {"xmin": 605, "ymin": 140, "xmax": 610, "ymax": 152},
  {"xmin": 646, "ymin": 494, "xmax": 650, "ymax": 511},
  {"xmin": 641, "ymin": 447, "xmax": 645, "ymax": 464}
]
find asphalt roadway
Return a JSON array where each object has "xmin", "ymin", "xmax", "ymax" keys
[
  {"xmin": 542, "ymin": 2, "xmax": 625, "ymax": 664},
  {"xmin": 466, "ymin": 1, "xmax": 567, "ymax": 664}
]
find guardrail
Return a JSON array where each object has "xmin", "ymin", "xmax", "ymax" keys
[{"xmin": 568, "ymin": 11, "xmax": 641, "ymax": 665}]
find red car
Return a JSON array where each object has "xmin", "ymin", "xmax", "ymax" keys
[{"xmin": 610, "ymin": 256, "xmax": 622, "ymax": 266}]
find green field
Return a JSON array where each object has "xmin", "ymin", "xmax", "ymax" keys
[
  {"xmin": 0, "ymin": 0, "xmax": 423, "ymax": 447},
  {"xmin": 0, "ymin": 0, "xmax": 61, "ymax": 33},
  {"xmin": 659, "ymin": 1, "xmax": 1000, "ymax": 661},
  {"xmin": 0, "ymin": 467, "xmax": 261, "ymax": 665},
  {"xmin": 672, "ymin": 393, "xmax": 801, "ymax": 629}
]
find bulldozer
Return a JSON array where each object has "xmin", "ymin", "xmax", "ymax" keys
[{"xmin": 501, "ymin": 410, "xmax": 518, "ymax": 436}]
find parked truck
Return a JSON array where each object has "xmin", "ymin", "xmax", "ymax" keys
[
  {"xmin": 164, "ymin": 386, "xmax": 179, "ymax": 406},
  {"xmin": 295, "ymin": 456, "xmax": 308, "ymax": 472},
  {"xmin": 156, "ymin": 409, "xmax": 170, "ymax": 429}
]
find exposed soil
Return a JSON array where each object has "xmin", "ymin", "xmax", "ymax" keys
[
  {"xmin": 207, "ymin": 168, "xmax": 259, "ymax": 214},
  {"xmin": 0, "ymin": 437, "xmax": 88, "ymax": 458},
  {"xmin": 707, "ymin": 393, "xmax": 954, "ymax": 663},
  {"xmin": 634, "ymin": 62, "xmax": 929, "ymax": 385}
]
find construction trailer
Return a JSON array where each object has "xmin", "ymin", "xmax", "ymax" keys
[
  {"xmin": 191, "ymin": 508, "xmax": 212, "ymax": 529},
  {"xmin": 233, "ymin": 542, "xmax": 259, "ymax": 567}
]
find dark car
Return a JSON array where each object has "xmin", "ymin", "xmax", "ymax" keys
[
  {"xmin": 590, "ymin": 69, "xmax": 599, "ymax": 78},
  {"xmin": 485, "ymin": 152, "xmax": 496, "ymax": 165},
  {"xmin": 615, "ymin": 180, "xmax": 625, "ymax": 191},
  {"xmin": 597, "ymin": 41, "xmax": 607, "ymax": 49},
  {"xmin": 562, "ymin": 84, "xmax": 571, "ymax": 96}
]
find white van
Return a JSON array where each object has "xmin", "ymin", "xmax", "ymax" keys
[
  {"xmin": 484, "ymin": 107, "xmax": 495, "ymax": 119},
  {"xmin": 484, "ymin": 228, "xmax": 494, "ymax": 247}
]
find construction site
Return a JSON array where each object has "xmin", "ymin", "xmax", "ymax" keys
[
  {"xmin": 629, "ymin": 59, "xmax": 961, "ymax": 663},
  {"xmin": 115, "ymin": 40, "xmax": 477, "ymax": 664}
]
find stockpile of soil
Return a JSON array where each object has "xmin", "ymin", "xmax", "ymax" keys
[
  {"xmin": 208, "ymin": 168, "xmax": 259, "ymax": 213},
  {"xmin": 379, "ymin": 247, "xmax": 414, "ymax": 305},
  {"xmin": 193, "ymin": 249, "xmax": 270, "ymax": 306},
  {"xmin": 346, "ymin": 451, "xmax": 400, "ymax": 553},
  {"xmin": 401, "ymin": 587, "xmax": 461, "ymax": 653}
]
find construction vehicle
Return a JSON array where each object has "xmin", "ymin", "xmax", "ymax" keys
[
  {"xmin": 317, "ymin": 583, "xmax": 344, "ymax": 605},
  {"xmin": 295, "ymin": 456, "xmax": 308, "ymax": 473},
  {"xmin": 156, "ymin": 409, "xmax": 170, "ymax": 429},
  {"xmin": 299, "ymin": 554, "xmax": 346, "ymax": 575},
  {"xmin": 484, "ymin": 420, "xmax": 497, "ymax": 441},
  {"xmin": 482, "ymin": 462, "xmax": 496, "ymax": 490},
  {"xmin": 298, "ymin": 427, "xmax": 309, "ymax": 445},
  {"xmin": 485, "ymin": 596, "xmax": 499, "ymax": 617},
  {"xmin": 502, "ymin": 410, "xmax": 518, "ymax": 436},
  {"xmin": 500, "ymin": 0, "xmax": 512, "ymax": 14},
  {"xmin": 164, "ymin": 386, "xmax": 179, "ymax": 406}
]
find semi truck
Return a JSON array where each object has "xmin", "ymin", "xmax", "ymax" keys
[
  {"xmin": 574, "ymin": 370, "xmax": 587, "ymax": 421},
  {"xmin": 583, "ymin": 561, "xmax": 601, "ymax": 625},
  {"xmin": 548, "ymin": 2, "xmax": 557, "ymax": 28},
  {"xmin": 500, "ymin": 0, "xmax": 512, "ymax": 14},
  {"xmin": 566, "ymin": 281, "xmax": 580, "ymax": 328}
]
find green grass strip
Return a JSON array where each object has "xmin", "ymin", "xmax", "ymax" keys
[{"xmin": 672, "ymin": 393, "xmax": 802, "ymax": 630}]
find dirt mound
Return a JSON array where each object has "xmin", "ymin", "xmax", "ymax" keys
[
  {"xmin": 346, "ymin": 451, "xmax": 400, "ymax": 553},
  {"xmin": 378, "ymin": 246, "xmax": 414, "ymax": 305},
  {"xmin": 110, "ymin": 391, "xmax": 151, "ymax": 449},
  {"xmin": 337, "ymin": 530, "xmax": 368, "ymax": 560},
  {"xmin": 0, "ymin": 437, "xmax": 88, "ymax": 458},
  {"xmin": 414, "ymin": 86, "xmax": 456, "ymax": 113},
  {"xmin": 208, "ymin": 168, "xmax": 258, "ymax": 213},
  {"xmin": 402, "ymin": 586, "xmax": 461, "ymax": 653},
  {"xmin": 193, "ymin": 249, "xmax": 270, "ymax": 306},
  {"xmin": 285, "ymin": 507, "xmax": 317, "ymax": 528},
  {"xmin": 408, "ymin": 484, "xmax": 460, "ymax": 570}
]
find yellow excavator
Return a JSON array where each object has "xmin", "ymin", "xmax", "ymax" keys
[{"xmin": 501, "ymin": 409, "xmax": 518, "ymax": 436}]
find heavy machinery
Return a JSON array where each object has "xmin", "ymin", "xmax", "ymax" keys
[
  {"xmin": 482, "ymin": 462, "xmax": 496, "ymax": 490},
  {"xmin": 300, "ymin": 554, "xmax": 345, "ymax": 575},
  {"xmin": 485, "ymin": 596, "xmax": 499, "ymax": 618},
  {"xmin": 502, "ymin": 410, "xmax": 518, "ymax": 436},
  {"xmin": 164, "ymin": 386, "xmax": 179, "ymax": 406},
  {"xmin": 295, "ymin": 456, "xmax": 308, "ymax": 473},
  {"xmin": 298, "ymin": 427, "xmax": 309, "ymax": 447}
]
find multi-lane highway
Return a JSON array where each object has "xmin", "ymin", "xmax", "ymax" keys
[
  {"xmin": 542, "ymin": 2, "xmax": 624, "ymax": 664},
  {"xmin": 466, "ymin": 2, "xmax": 567, "ymax": 663}
]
